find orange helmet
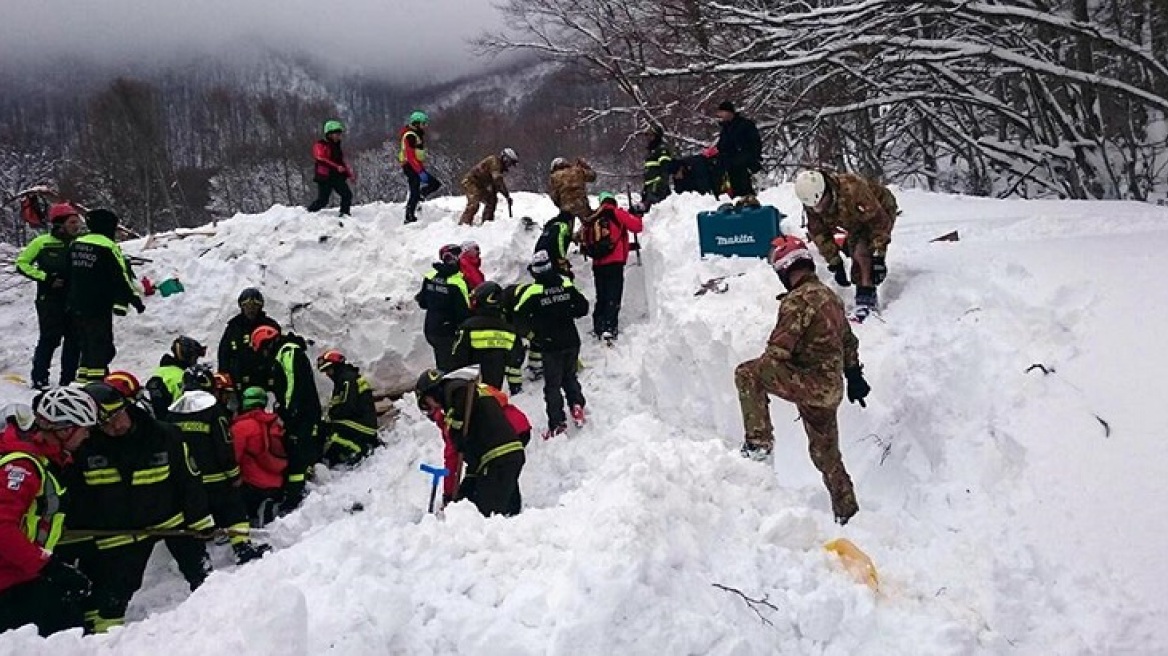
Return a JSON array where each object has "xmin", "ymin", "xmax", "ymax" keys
[
  {"xmin": 250, "ymin": 325, "xmax": 281, "ymax": 352},
  {"xmin": 104, "ymin": 370, "xmax": 142, "ymax": 398},
  {"xmin": 213, "ymin": 371, "xmax": 235, "ymax": 391},
  {"xmin": 316, "ymin": 349, "xmax": 346, "ymax": 372}
]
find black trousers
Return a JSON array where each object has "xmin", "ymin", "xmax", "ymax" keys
[
  {"xmin": 83, "ymin": 539, "xmax": 157, "ymax": 631},
  {"xmin": 241, "ymin": 483, "xmax": 283, "ymax": 527},
  {"xmin": 542, "ymin": 346, "xmax": 585, "ymax": 428},
  {"xmin": 307, "ymin": 178, "xmax": 352, "ymax": 215},
  {"xmin": 426, "ymin": 331, "xmax": 458, "ymax": 372},
  {"xmin": 727, "ymin": 164, "xmax": 756, "ymax": 198},
  {"xmin": 0, "ymin": 576, "xmax": 86, "ymax": 636},
  {"xmin": 402, "ymin": 165, "xmax": 442, "ymax": 223},
  {"xmin": 592, "ymin": 263, "xmax": 626, "ymax": 336},
  {"xmin": 462, "ymin": 451, "xmax": 524, "ymax": 517},
  {"xmin": 32, "ymin": 299, "xmax": 80, "ymax": 385},
  {"xmin": 72, "ymin": 312, "xmax": 116, "ymax": 383},
  {"xmin": 162, "ymin": 536, "xmax": 211, "ymax": 591}
]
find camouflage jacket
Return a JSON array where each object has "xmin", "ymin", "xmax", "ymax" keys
[
  {"xmin": 762, "ymin": 276, "xmax": 860, "ymax": 406},
  {"xmin": 806, "ymin": 173, "xmax": 898, "ymax": 264},
  {"xmin": 548, "ymin": 160, "xmax": 596, "ymax": 218},
  {"xmin": 462, "ymin": 155, "xmax": 510, "ymax": 198}
]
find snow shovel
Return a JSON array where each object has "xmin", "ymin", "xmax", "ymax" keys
[{"xmin": 419, "ymin": 463, "xmax": 449, "ymax": 514}]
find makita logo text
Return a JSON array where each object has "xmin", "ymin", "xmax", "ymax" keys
[{"xmin": 715, "ymin": 234, "xmax": 757, "ymax": 246}]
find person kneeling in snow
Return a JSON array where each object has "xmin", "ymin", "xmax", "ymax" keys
[
  {"xmin": 415, "ymin": 367, "xmax": 526, "ymax": 517},
  {"xmin": 231, "ymin": 387, "xmax": 288, "ymax": 527},
  {"xmin": 734, "ymin": 235, "xmax": 870, "ymax": 526},
  {"xmin": 316, "ymin": 350, "xmax": 381, "ymax": 467}
]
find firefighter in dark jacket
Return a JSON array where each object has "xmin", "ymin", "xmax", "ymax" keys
[
  {"xmin": 512, "ymin": 251, "xmax": 590, "ymax": 438},
  {"xmin": 168, "ymin": 366, "xmax": 269, "ymax": 564},
  {"xmin": 641, "ymin": 125, "xmax": 674, "ymax": 210},
  {"xmin": 0, "ymin": 388, "xmax": 98, "ymax": 636},
  {"xmin": 145, "ymin": 335, "xmax": 206, "ymax": 419},
  {"xmin": 67, "ymin": 383, "xmax": 216, "ymax": 634},
  {"xmin": 217, "ymin": 287, "xmax": 282, "ymax": 396},
  {"xmin": 251, "ymin": 325, "xmax": 321, "ymax": 513},
  {"xmin": 316, "ymin": 350, "xmax": 380, "ymax": 467},
  {"xmin": 534, "ymin": 210, "xmax": 575, "ymax": 279},
  {"xmin": 307, "ymin": 119, "xmax": 353, "ymax": 216},
  {"xmin": 450, "ymin": 282, "xmax": 526, "ymax": 394},
  {"xmin": 15, "ymin": 203, "xmax": 85, "ymax": 389},
  {"xmin": 67, "ymin": 209, "xmax": 144, "ymax": 384},
  {"xmin": 415, "ymin": 368, "xmax": 525, "ymax": 517},
  {"xmin": 415, "ymin": 244, "xmax": 471, "ymax": 372},
  {"xmin": 713, "ymin": 101, "xmax": 763, "ymax": 205}
]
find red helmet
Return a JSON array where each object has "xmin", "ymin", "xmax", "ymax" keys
[
  {"xmin": 316, "ymin": 349, "xmax": 346, "ymax": 372},
  {"xmin": 768, "ymin": 235, "xmax": 814, "ymax": 275},
  {"xmin": 438, "ymin": 243, "xmax": 462, "ymax": 265},
  {"xmin": 104, "ymin": 370, "xmax": 142, "ymax": 398},
  {"xmin": 250, "ymin": 325, "xmax": 281, "ymax": 352},
  {"xmin": 48, "ymin": 203, "xmax": 79, "ymax": 223},
  {"xmin": 213, "ymin": 371, "xmax": 235, "ymax": 391}
]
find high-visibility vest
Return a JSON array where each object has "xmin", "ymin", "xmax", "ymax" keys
[{"xmin": 0, "ymin": 452, "xmax": 66, "ymax": 553}]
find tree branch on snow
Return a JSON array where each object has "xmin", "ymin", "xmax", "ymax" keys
[{"xmin": 712, "ymin": 583, "xmax": 779, "ymax": 627}]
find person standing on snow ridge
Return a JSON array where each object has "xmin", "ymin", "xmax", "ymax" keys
[
  {"xmin": 217, "ymin": 287, "xmax": 282, "ymax": 399},
  {"xmin": 450, "ymin": 281, "xmax": 526, "ymax": 394},
  {"xmin": 712, "ymin": 101, "xmax": 762, "ymax": 207},
  {"xmin": 415, "ymin": 244, "xmax": 471, "ymax": 372},
  {"xmin": 0, "ymin": 388, "xmax": 98, "ymax": 637},
  {"xmin": 459, "ymin": 149, "xmax": 518, "ymax": 225},
  {"xmin": 230, "ymin": 387, "xmax": 288, "ymax": 527},
  {"xmin": 548, "ymin": 157, "xmax": 596, "ymax": 224},
  {"xmin": 533, "ymin": 210, "xmax": 576, "ymax": 280},
  {"xmin": 306, "ymin": 119, "xmax": 354, "ymax": 217},
  {"xmin": 640, "ymin": 124, "xmax": 674, "ymax": 212},
  {"xmin": 794, "ymin": 169, "xmax": 898, "ymax": 318},
  {"xmin": 580, "ymin": 192, "xmax": 643, "ymax": 341},
  {"xmin": 458, "ymin": 240, "xmax": 485, "ymax": 290},
  {"xmin": 512, "ymin": 251, "xmax": 590, "ymax": 439},
  {"xmin": 144, "ymin": 335, "xmax": 207, "ymax": 419},
  {"xmin": 316, "ymin": 350, "xmax": 381, "ymax": 468},
  {"xmin": 67, "ymin": 209, "xmax": 145, "ymax": 384},
  {"xmin": 399, "ymin": 110, "xmax": 441, "ymax": 224},
  {"xmin": 15, "ymin": 203, "xmax": 85, "ymax": 389},
  {"xmin": 734, "ymin": 235, "xmax": 871, "ymax": 526}
]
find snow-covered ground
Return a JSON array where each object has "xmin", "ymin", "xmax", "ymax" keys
[{"xmin": 1, "ymin": 185, "xmax": 1165, "ymax": 655}]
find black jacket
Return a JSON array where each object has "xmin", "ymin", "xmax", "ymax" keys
[
  {"xmin": 450, "ymin": 311, "xmax": 525, "ymax": 389},
  {"xmin": 66, "ymin": 233, "xmax": 141, "ymax": 316},
  {"xmin": 512, "ymin": 272, "xmax": 589, "ymax": 353},
  {"xmin": 415, "ymin": 261, "xmax": 471, "ymax": 339},
  {"xmin": 673, "ymin": 155, "xmax": 718, "ymax": 195},
  {"xmin": 716, "ymin": 114, "xmax": 762, "ymax": 173},
  {"xmin": 326, "ymin": 364, "xmax": 378, "ymax": 434},
  {"xmin": 168, "ymin": 391, "xmax": 240, "ymax": 487},
  {"xmin": 441, "ymin": 378, "xmax": 521, "ymax": 475},
  {"xmin": 217, "ymin": 312, "xmax": 282, "ymax": 391},
  {"xmin": 270, "ymin": 334, "xmax": 322, "ymax": 436},
  {"xmin": 643, "ymin": 136, "xmax": 674, "ymax": 203}
]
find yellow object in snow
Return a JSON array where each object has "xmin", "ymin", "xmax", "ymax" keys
[
  {"xmin": 2, "ymin": 374, "xmax": 28, "ymax": 385},
  {"xmin": 824, "ymin": 538, "xmax": 878, "ymax": 590}
]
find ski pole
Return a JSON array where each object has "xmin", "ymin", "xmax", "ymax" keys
[{"xmin": 419, "ymin": 463, "xmax": 449, "ymax": 514}]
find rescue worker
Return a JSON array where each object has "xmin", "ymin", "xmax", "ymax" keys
[
  {"xmin": 316, "ymin": 350, "xmax": 380, "ymax": 467},
  {"xmin": 398, "ymin": 110, "xmax": 441, "ymax": 224},
  {"xmin": 415, "ymin": 244, "xmax": 471, "ymax": 372},
  {"xmin": 794, "ymin": 169, "xmax": 898, "ymax": 317},
  {"xmin": 15, "ymin": 203, "xmax": 84, "ymax": 389},
  {"xmin": 67, "ymin": 209, "xmax": 145, "ymax": 384},
  {"xmin": 458, "ymin": 148, "xmax": 518, "ymax": 225},
  {"xmin": 733, "ymin": 235, "xmax": 871, "ymax": 525},
  {"xmin": 104, "ymin": 370, "xmax": 154, "ymax": 417},
  {"xmin": 512, "ymin": 251, "xmax": 590, "ymax": 438},
  {"xmin": 250, "ymin": 325, "xmax": 320, "ymax": 513},
  {"xmin": 712, "ymin": 101, "xmax": 762, "ymax": 205},
  {"xmin": 415, "ymin": 368, "xmax": 525, "ymax": 517},
  {"xmin": 671, "ymin": 153, "xmax": 719, "ymax": 196},
  {"xmin": 583, "ymin": 193, "xmax": 643, "ymax": 341},
  {"xmin": 217, "ymin": 287, "xmax": 282, "ymax": 396},
  {"xmin": 548, "ymin": 157, "xmax": 596, "ymax": 222},
  {"xmin": 144, "ymin": 335, "xmax": 206, "ymax": 418},
  {"xmin": 501, "ymin": 282, "xmax": 541, "ymax": 382},
  {"xmin": 230, "ymin": 387, "xmax": 287, "ymax": 527},
  {"xmin": 212, "ymin": 371, "xmax": 239, "ymax": 417},
  {"xmin": 459, "ymin": 240, "xmax": 485, "ymax": 290},
  {"xmin": 533, "ymin": 210, "xmax": 575, "ymax": 279},
  {"xmin": 306, "ymin": 119, "xmax": 354, "ymax": 216},
  {"xmin": 641, "ymin": 125, "xmax": 674, "ymax": 211},
  {"xmin": 0, "ymin": 388, "xmax": 98, "ymax": 636},
  {"xmin": 168, "ymin": 365, "xmax": 268, "ymax": 564},
  {"xmin": 68, "ymin": 383, "xmax": 215, "ymax": 633},
  {"xmin": 450, "ymin": 282, "xmax": 526, "ymax": 394}
]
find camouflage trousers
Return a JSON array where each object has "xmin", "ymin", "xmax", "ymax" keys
[
  {"xmin": 460, "ymin": 181, "xmax": 497, "ymax": 225},
  {"xmin": 734, "ymin": 357, "xmax": 858, "ymax": 518}
]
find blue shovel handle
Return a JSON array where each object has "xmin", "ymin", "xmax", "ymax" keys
[{"xmin": 419, "ymin": 464, "xmax": 449, "ymax": 513}]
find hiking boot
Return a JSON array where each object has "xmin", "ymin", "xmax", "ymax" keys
[
  {"xmin": 570, "ymin": 404, "xmax": 586, "ymax": 427},
  {"xmin": 30, "ymin": 379, "xmax": 50, "ymax": 392},
  {"xmin": 740, "ymin": 441, "xmax": 773, "ymax": 462},
  {"xmin": 542, "ymin": 424, "xmax": 567, "ymax": 440},
  {"xmin": 855, "ymin": 286, "xmax": 879, "ymax": 309}
]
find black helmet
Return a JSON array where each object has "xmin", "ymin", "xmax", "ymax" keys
[
  {"xmin": 182, "ymin": 364, "xmax": 216, "ymax": 392},
  {"xmin": 171, "ymin": 336, "xmax": 207, "ymax": 366},
  {"xmin": 82, "ymin": 382, "xmax": 128, "ymax": 424},
  {"xmin": 414, "ymin": 368, "xmax": 445, "ymax": 410},
  {"xmin": 471, "ymin": 281, "xmax": 503, "ymax": 312},
  {"xmin": 238, "ymin": 287, "xmax": 264, "ymax": 307}
]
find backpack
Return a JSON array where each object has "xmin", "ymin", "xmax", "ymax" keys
[
  {"xmin": 534, "ymin": 222, "xmax": 560, "ymax": 258},
  {"xmin": 580, "ymin": 212, "xmax": 617, "ymax": 259}
]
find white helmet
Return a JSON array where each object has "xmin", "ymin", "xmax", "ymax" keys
[
  {"xmin": 459, "ymin": 240, "xmax": 479, "ymax": 255},
  {"xmin": 794, "ymin": 170, "xmax": 827, "ymax": 207},
  {"xmin": 549, "ymin": 157, "xmax": 568, "ymax": 173},
  {"xmin": 500, "ymin": 148, "xmax": 518, "ymax": 164},
  {"xmin": 34, "ymin": 387, "xmax": 99, "ymax": 428}
]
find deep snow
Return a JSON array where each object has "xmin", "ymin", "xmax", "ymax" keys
[{"xmin": 0, "ymin": 185, "xmax": 1165, "ymax": 655}]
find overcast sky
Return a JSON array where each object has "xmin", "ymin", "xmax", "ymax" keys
[{"xmin": 0, "ymin": 0, "xmax": 509, "ymax": 80}]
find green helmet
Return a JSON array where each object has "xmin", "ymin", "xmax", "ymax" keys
[
  {"xmin": 598, "ymin": 191, "xmax": 617, "ymax": 205},
  {"xmin": 323, "ymin": 120, "xmax": 344, "ymax": 136},
  {"xmin": 408, "ymin": 110, "xmax": 429, "ymax": 125},
  {"xmin": 241, "ymin": 387, "xmax": 268, "ymax": 411}
]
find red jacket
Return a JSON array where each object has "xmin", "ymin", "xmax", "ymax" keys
[
  {"xmin": 460, "ymin": 251, "xmax": 485, "ymax": 290},
  {"xmin": 313, "ymin": 139, "xmax": 349, "ymax": 181},
  {"xmin": 231, "ymin": 409, "xmax": 288, "ymax": 490},
  {"xmin": 0, "ymin": 424, "xmax": 66, "ymax": 591},
  {"xmin": 429, "ymin": 389, "xmax": 530, "ymax": 502},
  {"xmin": 398, "ymin": 126, "xmax": 425, "ymax": 173},
  {"xmin": 592, "ymin": 206, "xmax": 644, "ymax": 267}
]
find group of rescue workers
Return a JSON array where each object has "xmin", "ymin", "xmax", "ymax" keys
[{"xmin": 3, "ymin": 99, "xmax": 898, "ymax": 639}]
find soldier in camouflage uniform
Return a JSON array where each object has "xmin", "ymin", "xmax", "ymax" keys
[
  {"xmin": 794, "ymin": 170, "xmax": 898, "ymax": 313},
  {"xmin": 735, "ymin": 235, "xmax": 871, "ymax": 525},
  {"xmin": 459, "ymin": 148, "xmax": 519, "ymax": 225},
  {"xmin": 548, "ymin": 157, "xmax": 596, "ymax": 223}
]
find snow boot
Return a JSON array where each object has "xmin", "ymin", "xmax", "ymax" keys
[
  {"xmin": 542, "ymin": 423, "xmax": 567, "ymax": 440},
  {"xmin": 233, "ymin": 542, "xmax": 271, "ymax": 565}
]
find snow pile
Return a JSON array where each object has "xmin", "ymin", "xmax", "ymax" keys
[{"xmin": 0, "ymin": 186, "xmax": 1165, "ymax": 654}]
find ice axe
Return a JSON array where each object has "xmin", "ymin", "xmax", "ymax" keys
[{"xmin": 419, "ymin": 463, "xmax": 449, "ymax": 514}]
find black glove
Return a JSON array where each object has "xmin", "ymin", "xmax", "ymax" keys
[
  {"xmin": 828, "ymin": 262, "xmax": 851, "ymax": 287},
  {"xmin": 41, "ymin": 556, "xmax": 92, "ymax": 604},
  {"xmin": 871, "ymin": 254, "xmax": 887, "ymax": 285},
  {"xmin": 233, "ymin": 542, "xmax": 271, "ymax": 565},
  {"xmin": 131, "ymin": 297, "xmax": 146, "ymax": 313},
  {"xmin": 508, "ymin": 382, "xmax": 522, "ymax": 396},
  {"xmin": 844, "ymin": 365, "xmax": 871, "ymax": 408}
]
